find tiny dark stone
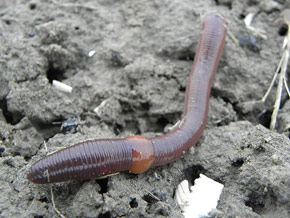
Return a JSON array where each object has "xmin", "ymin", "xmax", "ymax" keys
[{"xmin": 28, "ymin": 32, "xmax": 35, "ymax": 37}]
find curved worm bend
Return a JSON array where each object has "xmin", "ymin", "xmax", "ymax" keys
[{"xmin": 27, "ymin": 12, "xmax": 227, "ymax": 184}]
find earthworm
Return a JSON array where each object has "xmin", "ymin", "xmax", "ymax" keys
[{"xmin": 27, "ymin": 12, "xmax": 227, "ymax": 184}]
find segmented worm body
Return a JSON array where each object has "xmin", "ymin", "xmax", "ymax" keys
[{"xmin": 27, "ymin": 12, "xmax": 227, "ymax": 184}]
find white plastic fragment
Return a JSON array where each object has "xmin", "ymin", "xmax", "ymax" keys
[
  {"xmin": 88, "ymin": 50, "xmax": 96, "ymax": 57},
  {"xmin": 244, "ymin": 13, "xmax": 255, "ymax": 27},
  {"xmin": 243, "ymin": 13, "xmax": 267, "ymax": 39},
  {"xmin": 52, "ymin": 80, "xmax": 72, "ymax": 93},
  {"xmin": 93, "ymin": 99, "xmax": 108, "ymax": 115},
  {"xmin": 175, "ymin": 174, "xmax": 224, "ymax": 218},
  {"xmin": 175, "ymin": 180, "xmax": 191, "ymax": 209}
]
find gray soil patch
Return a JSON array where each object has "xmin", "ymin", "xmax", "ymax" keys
[{"xmin": 0, "ymin": 0, "xmax": 290, "ymax": 217}]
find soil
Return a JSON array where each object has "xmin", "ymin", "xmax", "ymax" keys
[{"xmin": 0, "ymin": 0, "xmax": 290, "ymax": 218}]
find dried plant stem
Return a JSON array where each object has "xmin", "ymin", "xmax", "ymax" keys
[
  {"xmin": 50, "ymin": 186, "xmax": 66, "ymax": 218},
  {"xmin": 260, "ymin": 52, "xmax": 284, "ymax": 103},
  {"xmin": 270, "ymin": 22, "xmax": 290, "ymax": 129},
  {"xmin": 258, "ymin": 10, "xmax": 290, "ymax": 130},
  {"xmin": 44, "ymin": 145, "xmax": 66, "ymax": 218}
]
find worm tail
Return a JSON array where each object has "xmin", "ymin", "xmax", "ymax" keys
[{"xmin": 27, "ymin": 139, "xmax": 132, "ymax": 184}]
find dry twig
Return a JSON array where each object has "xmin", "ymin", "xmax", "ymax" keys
[
  {"xmin": 43, "ymin": 144, "xmax": 66, "ymax": 218},
  {"xmin": 261, "ymin": 10, "xmax": 290, "ymax": 129}
]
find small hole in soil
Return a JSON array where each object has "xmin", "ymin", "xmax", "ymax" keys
[
  {"xmin": 278, "ymin": 24, "xmax": 288, "ymax": 36},
  {"xmin": 96, "ymin": 178, "xmax": 108, "ymax": 194},
  {"xmin": 141, "ymin": 102, "xmax": 150, "ymax": 111},
  {"xmin": 74, "ymin": 26, "xmax": 79, "ymax": 30},
  {"xmin": 113, "ymin": 123, "xmax": 123, "ymax": 135},
  {"xmin": 119, "ymin": 101, "xmax": 133, "ymax": 113},
  {"xmin": 214, "ymin": 0, "xmax": 232, "ymax": 9},
  {"xmin": 34, "ymin": 216, "xmax": 43, "ymax": 218},
  {"xmin": 39, "ymin": 196, "xmax": 49, "ymax": 203},
  {"xmin": 98, "ymin": 211, "xmax": 111, "ymax": 218},
  {"xmin": 5, "ymin": 20, "xmax": 11, "ymax": 25},
  {"xmin": 184, "ymin": 165, "xmax": 205, "ymax": 183},
  {"xmin": 0, "ymin": 98, "xmax": 23, "ymax": 125},
  {"xmin": 245, "ymin": 192, "xmax": 265, "ymax": 213},
  {"xmin": 258, "ymin": 109, "xmax": 272, "ymax": 129},
  {"xmin": 177, "ymin": 49, "xmax": 194, "ymax": 61},
  {"xmin": 239, "ymin": 13, "xmax": 246, "ymax": 19},
  {"xmin": 129, "ymin": 198, "xmax": 138, "ymax": 208},
  {"xmin": 46, "ymin": 62, "xmax": 66, "ymax": 83},
  {"xmin": 24, "ymin": 156, "xmax": 32, "ymax": 162},
  {"xmin": 179, "ymin": 86, "xmax": 186, "ymax": 92},
  {"xmin": 29, "ymin": 3, "xmax": 37, "ymax": 10},
  {"xmin": 30, "ymin": 119, "xmax": 61, "ymax": 140},
  {"xmin": 156, "ymin": 117, "xmax": 169, "ymax": 131},
  {"xmin": 232, "ymin": 158, "xmax": 244, "ymax": 167}
]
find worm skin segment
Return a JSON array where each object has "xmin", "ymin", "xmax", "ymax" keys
[
  {"xmin": 27, "ymin": 139, "xmax": 132, "ymax": 184},
  {"xmin": 27, "ymin": 12, "xmax": 227, "ymax": 184},
  {"xmin": 127, "ymin": 135, "xmax": 154, "ymax": 173}
]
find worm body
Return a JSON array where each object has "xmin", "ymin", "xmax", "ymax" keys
[{"xmin": 27, "ymin": 12, "xmax": 227, "ymax": 184}]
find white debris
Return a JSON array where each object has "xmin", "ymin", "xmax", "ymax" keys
[
  {"xmin": 175, "ymin": 174, "xmax": 224, "ymax": 218},
  {"xmin": 243, "ymin": 13, "xmax": 267, "ymax": 39},
  {"xmin": 175, "ymin": 180, "xmax": 191, "ymax": 209},
  {"xmin": 93, "ymin": 99, "xmax": 108, "ymax": 115},
  {"xmin": 166, "ymin": 120, "xmax": 181, "ymax": 132},
  {"xmin": 283, "ymin": 35, "xmax": 289, "ymax": 50},
  {"xmin": 88, "ymin": 50, "xmax": 96, "ymax": 57},
  {"xmin": 52, "ymin": 80, "xmax": 72, "ymax": 93},
  {"xmin": 244, "ymin": 13, "xmax": 255, "ymax": 27}
]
